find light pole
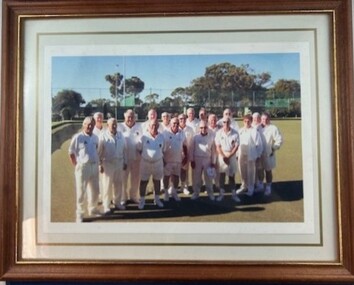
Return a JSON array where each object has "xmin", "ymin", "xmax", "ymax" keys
[
  {"xmin": 122, "ymin": 57, "xmax": 126, "ymax": 107},
  {"xmin": 115, "ymin": 74, "xmax": 118, "ymax": 119}
]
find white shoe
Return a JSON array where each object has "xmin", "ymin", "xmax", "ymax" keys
[
  {"xmin": 89, "ymin": 208, "xmax": 102, "ymax": 217},
  {"xmin": 183, "ymin": 187, "xmax": 190, "ymax": 195},
  {"xmin": 138, "ymin": 197, "xmax": 145, "ymax": 210},
  {"xmin": 168, "ymin": 187, "xmax": 173, "ymax": 195},
  {"xmin": 216, "ymin": 188, "xmax": 225, "ymax": 202},
  {"xmin": 154, "ymin": 196, "xmax": 164, "ymax": 208},
  {"xmin": 264, "ymin": 186, "xmax": 271, "ymax": 196},
  {"xmin": 231, "ymin": 190, "xmax": 241, "ymax": 202},
  {"xmin": 236, "ymin": 188, "xmax": 247, "ymax": 195},
  {"xmin": 171, "ymin": 188, "xmax": 181, "ymax": 201}
]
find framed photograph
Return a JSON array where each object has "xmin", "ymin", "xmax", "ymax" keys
[{"xmin": 1, "ymin": 0, "xmax": 354, "ymax": 282}]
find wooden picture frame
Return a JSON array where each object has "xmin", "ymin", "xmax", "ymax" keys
[{"xmin": 1, "ymin": 0, "xmax": 354, "ymax": 282}]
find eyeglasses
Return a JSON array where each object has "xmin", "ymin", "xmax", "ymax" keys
[{"xmin": 200, "ymin": 127, "xmax": 208, "ymax": 129}]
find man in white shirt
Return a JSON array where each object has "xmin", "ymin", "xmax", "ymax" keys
[
  {"xmin": 137, "ymin": 119, "xmax": 165, "ymax": 210},
  {"xmin": 217, "ymin": 108, "xmax": 239, "ymax": 131},
  {"xmin": 93, "ymin": 112, "xmax": 105, "ymax": 203},
  {"xmin": 93, "ymin": 112, "xmax": 105, "ymax": 136},
  {"xmin": 215, "ymin": 117, "xmax": 240, "ymax": 202},
  {"xmin": 160, "ymin": 112, "xmax": 171, "ymax": 132},
  {"xmin": 198, "ymin": 107, "xmax": 207, "ymax": 123},
  {"xmin": 252, "ymin": 112, "xmax": 266, "ymax": 191},
  {"xmin": 189, "ymin": 120, "xmax": 217, "ymax": 201},
  {"xmin": 68, "ymin": 116, "xmax": 101, "ymax": 222},
  {"xmin": 186, "ymin": 107, "xmax": 199, "ymax": 132},
  {"xmin": 260, "ymin": 112, "xmax": 283, "ymax": 195},
  {"xmin": 162, "ymin": 117, "xmax": 188, "ymax": 202},
  {"xmin": 141, "ymin": 108, "xmax": 157, "ymax": 133},
  {"xmin": 178, "ymin": 113, "xmax": 195, "ymax": 195},
  {"xmin": 207, "ymin": 113, "xmax": 220, "ymax": 192},
  {"xmin": 118, "ymin": 109, "xmax": 143, "ymax": 205},
  {"xmin": 236, "ymin": 114, "xmax": 263, "ymax": 197},
  {"xmin": 98, "ymin": 118, "xmax": 127, "ymax": 214}
]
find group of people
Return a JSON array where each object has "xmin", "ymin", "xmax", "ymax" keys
[{"xmin": 68, "ymin": 107, "xmax": 283, "ymax": 222}]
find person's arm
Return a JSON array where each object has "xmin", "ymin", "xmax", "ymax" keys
[
  {"xmin": 69, "ymin": 153, "xmax": 77, "ymax": 166},
  {"xmin": 68, "ymin": 135, "xmax": 77, "ymax": 166}
]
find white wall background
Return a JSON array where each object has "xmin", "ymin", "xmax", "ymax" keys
[{"xmin": 0, "ymin": 0, "xmax": 353, "ymax": 284}]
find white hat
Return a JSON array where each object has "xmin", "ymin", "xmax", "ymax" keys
[{"xmin": 206, "ymin": 166, "xmax": 216, "ymax": 178}]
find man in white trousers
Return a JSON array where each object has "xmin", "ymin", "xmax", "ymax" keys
[
  {"xmin": 207, "ymin": 113, "xmax": 220, "ymax": 192},
  {"xmin": 215, "ymin": 117, "xmax": 240, "ymax": 202},
  {"xmin": 93, "ymin": 112, "xmax": 105, "ymax": 204},
  {"xmin": 162, "ymin": 117, "xmax": 188, "ymax": 202},
  {"xmin": 98, "ymin": 118, "xmax": 127, "ymax": 214},
  {"xmin": 189, "ymin": 120, "xmax": 217, "ymax": 201},
  {"xmin": 178, "ymin": 113, "xmax": 195, "ymax": 195},
  {"xmin": 260, "ymin": 112, "xmax": 283, "ymax": 195},
  {"xmin": 137, "ymin": 119, "xmax": 165, "ymax": 210},
  {"xmin": 118, "ymin": 109, "xmax": 142, "ymax": 205},
  {"xmin": 252, "ymin": 112, "xmax": 266, "ymax": 191},
  {"xmin": 68, "ymin": 116, "xmax": 101, "ymax": 222},
  {"xmin": 236, "ymin": 114, "xmax": 263, "ymax": 197}
]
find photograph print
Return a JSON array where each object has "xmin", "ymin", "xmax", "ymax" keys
[{"xmin": 51, "ymin": 52, "xmax": 302, "ymax": 224}]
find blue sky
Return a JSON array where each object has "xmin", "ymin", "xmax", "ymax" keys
[{"xmin": 52, "ymin": 53, "xmax": 300, "ymax": 103}]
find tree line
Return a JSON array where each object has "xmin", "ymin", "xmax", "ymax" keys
[{"xmin": 52, "ymin": 62, "xmax": 301, "ymax": 120}]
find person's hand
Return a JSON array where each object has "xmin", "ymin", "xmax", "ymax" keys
[
  {"xmin": 182, "ymin": 157, "xmax": 188, "ymax": 166},
  {"xmin": 99, "ymin": 165, "xmax": 104, "ymax": 173},
  {"xmin": 223, "ymin": 157, "xmax": 230, "ymax": 165}
]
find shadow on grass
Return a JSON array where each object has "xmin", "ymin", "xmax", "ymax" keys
[{"xmin": 84, "ymin": 180, "xmax": 303, "ymax": 222}]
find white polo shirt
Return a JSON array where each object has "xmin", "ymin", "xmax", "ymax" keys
[
  {"xmin": 190, "ymin": 132, "xmax": 216, "ymax": 161},
  {"xmin": 163, "ymin": 129, "xmax": 186, "ymax": 163},
  {"xmin": 68, "ymin": 132, "xmax": 99, "ymax": 164},
  {"xmin": 118, "ymin": 122, "xmax": 142, "ymax": 161},
  {"xmin": 98, "ymin": 131, "xmax": 126, "ymax": 163},
  {"xmin": 137, "ymin": 132, "xmax": 165, "ymax": 162},
  {"xmin": 215, "ymin": 128, "xmax": 240, "ymax": 153}
]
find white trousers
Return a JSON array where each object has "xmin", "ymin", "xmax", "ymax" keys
[
  {"xmin": 102, "ymin": 159, "xmax": 124, "ymax": 212},
  {"xmin": 238, "ymin": 154, "xmax": 256, "ymax": 190},
  {"xmin": 123, "ymin": 158, "xmax": 141, "ymax": 202},
  {"xmin": 192, "ymin": 156, "xmax": 213, "ymax": 194},
  {"xmin": 75, "ymin": 162, "xmax": 99, "ymax": 217}
]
